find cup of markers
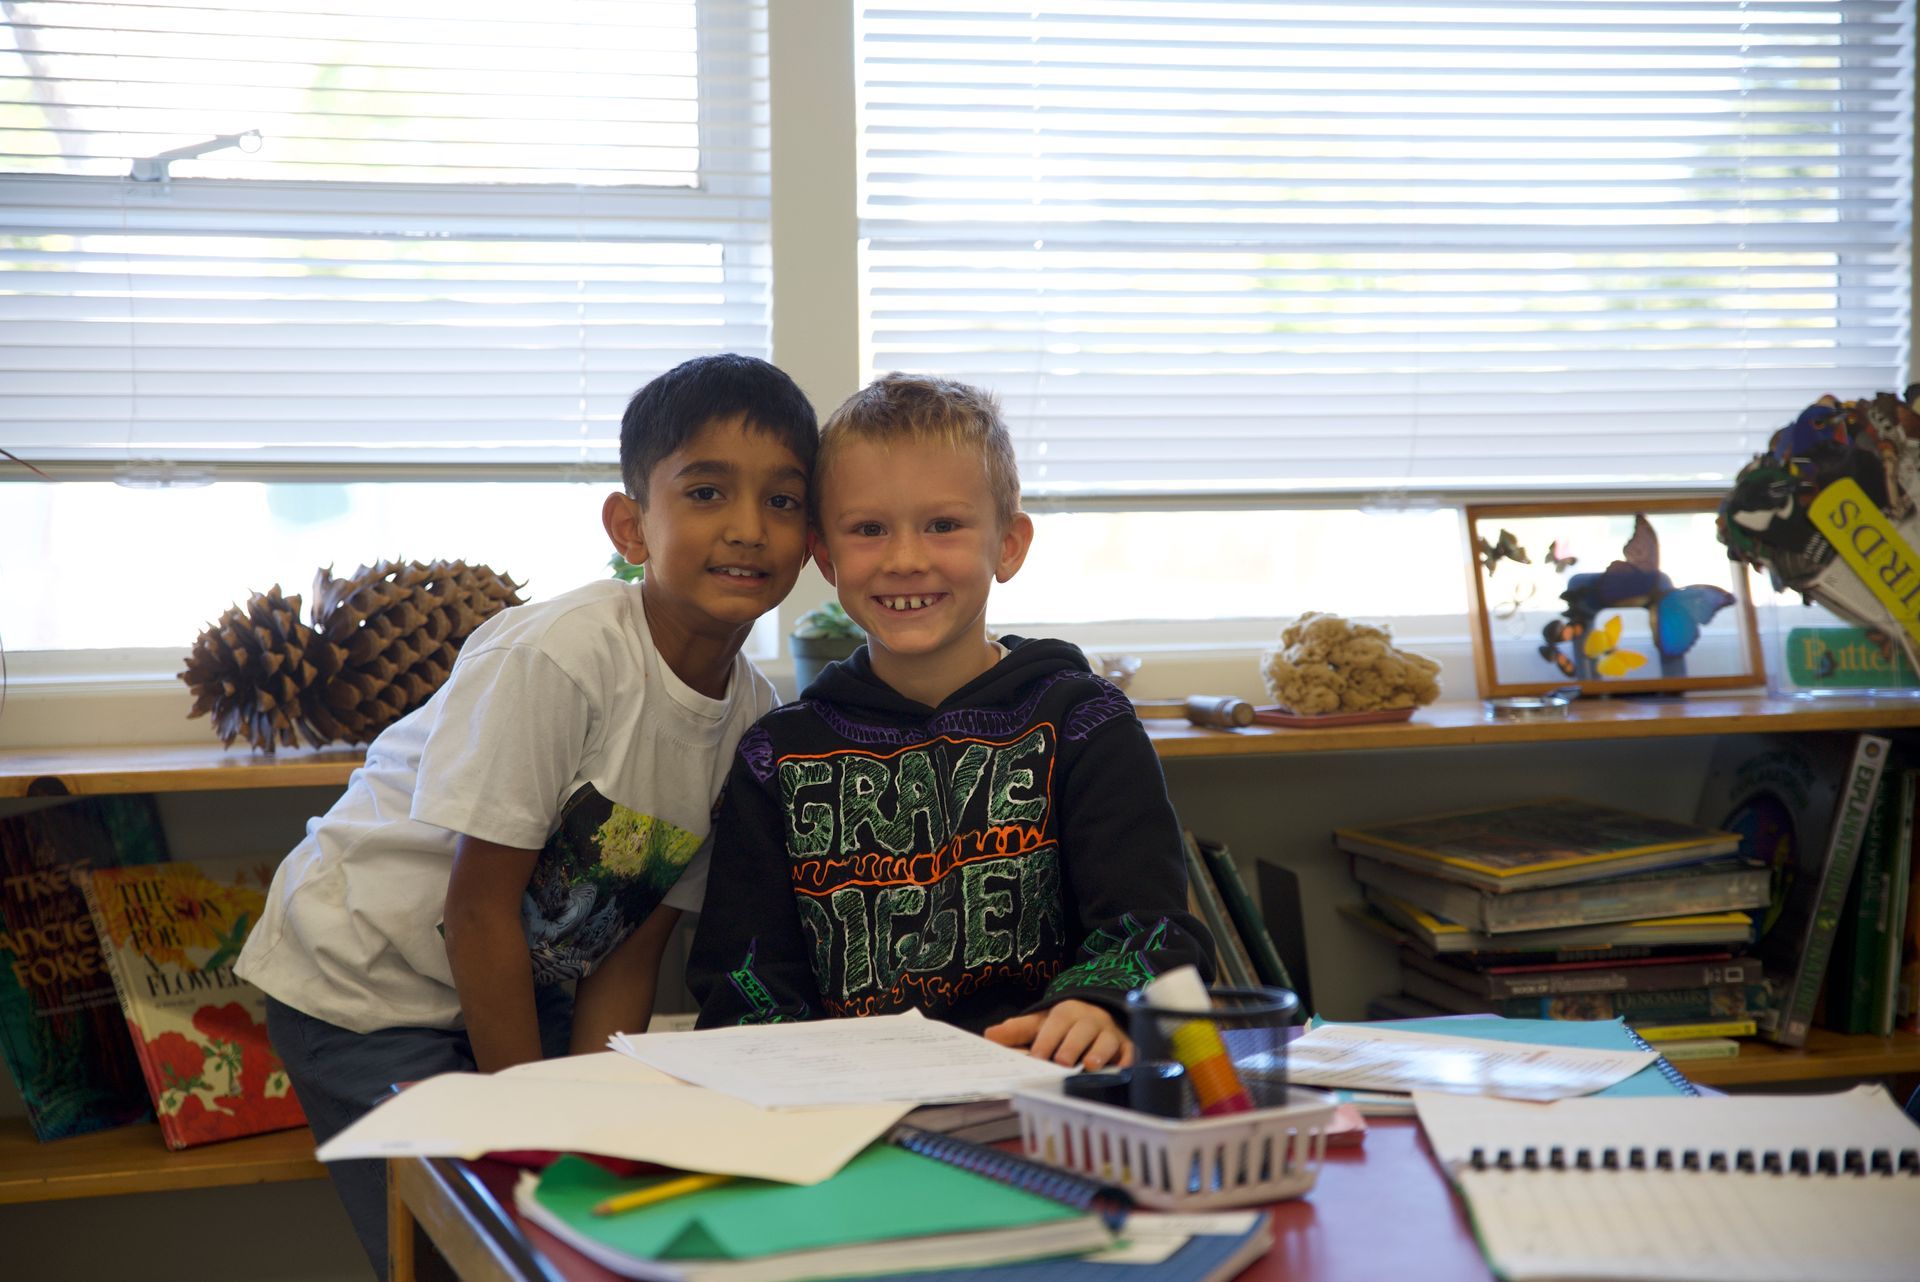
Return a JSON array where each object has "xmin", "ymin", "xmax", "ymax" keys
[{"xmin": 1122, "ymin": 967, "xmax": 1298, "ymax": 1118}]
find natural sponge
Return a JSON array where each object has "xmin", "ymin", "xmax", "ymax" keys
[{"xmin": 1261, "ymin": 611, "xmax": 1442, "ymax": 715}]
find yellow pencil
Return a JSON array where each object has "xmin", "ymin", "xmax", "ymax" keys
[{"xmin": 591, "ymin": 1171, "xmax": 734, "ymax": 1217}]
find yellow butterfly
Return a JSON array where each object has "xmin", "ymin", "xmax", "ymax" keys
[{"xmin": 1583, "ymin": 615, "xmax": 1648, "ymax": 677}]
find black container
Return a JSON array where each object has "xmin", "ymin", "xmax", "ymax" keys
[{"xmin": 1122, "ymin": 985, "xmax": 1300, "ymax": 1119}]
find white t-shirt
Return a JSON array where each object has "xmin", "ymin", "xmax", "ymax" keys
[{"xmin": 236, "ymin": 578, "xmax": 777, "ymax": 1034}]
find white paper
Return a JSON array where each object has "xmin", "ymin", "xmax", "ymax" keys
[
  {"xmin": 1456, "ymin": 1168, "xmax": 1920, "ymax": 1282},
  {"xmin": 313, "ymin": 1071, "xmax": 911, "ymax": 1185},
  {"xmin": 1285, "ymin": 1023, "xmax": 1653, "ymax": 1102},
  {"xmin": 608, "ymin": 1011, "xmax": 1075, "ymax": 1108},
  {"xmin": 1415, "ymin": 1083, "xmax": 1917, "ymax": 1166},
  {"xmin": 495, "ymin": 1050, "xmax": 680, "ymax": 1087}
]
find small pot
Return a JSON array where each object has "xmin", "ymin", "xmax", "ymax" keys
[{"xmin": 789, "ymin": 633, "xmax": 863, "ymax": 698}]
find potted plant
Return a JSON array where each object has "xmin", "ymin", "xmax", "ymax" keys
[{"xmin": 790, "ymin": 600, "xmax": 864, "ymax": 694}]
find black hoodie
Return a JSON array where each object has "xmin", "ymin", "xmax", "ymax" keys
[{"xmin": 688, "ymin": 636, "xmax": 1215, "ymax": 1033}]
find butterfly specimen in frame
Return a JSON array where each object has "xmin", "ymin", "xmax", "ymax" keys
[
  {"xmin": 1559, "ymin": 514, "xmax": 1736, "ymax": 663},
  {"xmin": 1494, "ymin": 580, "xmax": 1536, "ymax": 620},
  {"xmin": 1545, "ymin": 539, "xmax": 1577, "ymax": 573},
  {"xmin": 1478, "ymin": 528, "xmax": 1530, "ymax": 574},
  {"xmin": 1583, "ymin": 615, "xmax": 1648, "ymax": 677},
  {"xmin": 1538, "ymin": 618, "xmax": 1584, "ymax": 677}
]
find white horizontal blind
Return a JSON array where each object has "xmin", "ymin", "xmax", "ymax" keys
[
  {"xmin": 858, "ymin": 1, "xmax": 1915, "ymax": 497},
  {"xmin": 0, "ymin": 0, "xmax": 769, "ymax": 477}
]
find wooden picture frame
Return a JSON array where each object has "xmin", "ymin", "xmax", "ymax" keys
[{"xmin": 1464, "ymin": 497, "xmax": 1764, "ymax": 699}]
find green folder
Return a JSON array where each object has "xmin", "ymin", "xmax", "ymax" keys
[{"xmin": 532, "ymin": 1145, "xmax": 1084, "ymax": 1262}]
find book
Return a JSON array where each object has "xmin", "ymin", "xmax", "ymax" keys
[
  {"xmin": 1254, "ymin": 860, "xmax": 1316, "ymax": 1014},
  {"xmin": 1349, "ymin": 851, "xmax": 1772, "ymax": 935},
  {"xmin": 1402, "ymin": 949, "xmax": 1763, "ymax": 1000},
  {"xmin": 1399, "ymin": 964, "xmax": 1767, "ymax": 1026},
  {"xmin": 514, "ymin": 1138, "xmax": 1118, "ymax": 1282},
  {"xmin": 81, "ymin": 856, "xmax": 307, "ymax": 1149},
  {"xmin": 1194, "ymin": 838, "xmax": 1298, "ymax": 996},
  {"xmin": 1696, "ymin": 732, "xmax": 1892, "ymax": 1046},
  {"xmin": 1631, "ymin": 1018, "xmax": 1758, "ymax": 1041},
  {"xmin": 1360, "ymin": 888, "xmax": 1754, "ymax": 956},
  {"xmin": 848, "ymin": 1212, "xmax": 1273, "ymax": 1282},
  {"xmin": 0, "ymin": 796, "xmax": 169, "ymax": 1141},
  {"xmin": 1179, "ymin": 831, "xmax": 1257, "ymax": 989},
  {"xmin": 1332, "ymin": 798, "xmax": 1742, "ymax": 892},
  {"xmin": 1826, "ymin": 767, "xmax": 1902, "ymax": 1034},
  {"xmin": 1649, "ymin": 1035, "xmax": 1742, "ymax": 1061},
  {"xmin": 1875, "ymin": 770, "xmax": 1914, "ymax": 1035},
  {"xmin": 1415, "ymin": 1085, "xmax": 1920, "ymax": 1282},
  {"xmin": 1900, "ymin": 770, "xmax": 1920, "ymax": 1032}
]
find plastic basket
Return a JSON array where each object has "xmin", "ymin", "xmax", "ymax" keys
[{"xmin": 1010, "ymin": 1079, "xmax": 1336, "ymax": 1210}]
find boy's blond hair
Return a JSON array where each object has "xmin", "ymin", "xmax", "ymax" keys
[{"xmin": 818, "ymin": 373, "xmax": 1021, "ymax": 526}]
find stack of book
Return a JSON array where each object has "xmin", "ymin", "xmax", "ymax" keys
[{"xmin": 1336, "ymin": 798, "xmax": 1774, "ymax": 1055}]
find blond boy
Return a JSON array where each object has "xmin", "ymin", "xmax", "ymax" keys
[{"xmin": 688, "ymin": 374, "xmax": 1212, "ymax": 1069}]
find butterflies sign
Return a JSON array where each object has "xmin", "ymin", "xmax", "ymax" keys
[{"xmin": 1464, "ymin": 499, "xmax": 1764, "ymax": 699}]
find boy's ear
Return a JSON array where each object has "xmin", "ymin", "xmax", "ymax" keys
[
  {"xmin": 809, "ymin": 528, "xmax": 837, "ymax": 585},
  {"xmin": 995, "ymin": 511, "xmax": 1035, "ymax": 583},
  {"xmin": 602, "ymin": 491, "xmax": 648, "ymax": 566}
]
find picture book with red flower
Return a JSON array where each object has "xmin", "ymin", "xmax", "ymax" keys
[{"xmin": 80, "ymin": 857, "xmax": 305, "ymax": 1149}]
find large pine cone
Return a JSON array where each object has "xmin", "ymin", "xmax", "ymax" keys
[
  {"xmin": 307, "ymin": 559, "xmax": 526, "ymax": 746},
  {"xmin": 181, "ymin": 559, "xmax": 525, "ymax": 753},
  {"xmin": 180, "ymin": 585, "xmax": 342, "ymax": 751}
]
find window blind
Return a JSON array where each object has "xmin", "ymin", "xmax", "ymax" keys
[
  {"xmin": 857, "ymin": 0, "xmax": 1915, "ymax": 498},
  {"xmin": 0, "ymin": 0, "xmax": 769, "ymax": 479}
]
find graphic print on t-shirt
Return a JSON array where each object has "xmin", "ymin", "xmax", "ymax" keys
[
  {"xmin": 522, "ymin": 782, "xmax": 700, "ymax": 984},
  {"xmin": 776, "ymin": 725, "xmax": 1074, "ymax": 1015}
]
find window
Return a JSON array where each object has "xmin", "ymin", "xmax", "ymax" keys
[
  {"xmin": 2, "ymin": 2, "xmax": 771, "ymax": 655},
  {"xmin": 858, "ymin": 1, "xmax": 1914, "ymax": 499}
]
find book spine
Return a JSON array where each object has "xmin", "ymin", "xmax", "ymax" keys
[
  {"xmin": 1200, "ymin": 841, "xmax": 1297, "ymax": 994},
  {"xmin": 1481, "ymin": 865, "xmax": 1772, "ymax": 934},
  {"xmin": 1632, "ymin": 1018, "xmax": 1758, "ymax": 1040},
  {"xmin": 1477, "ymin": 957, "xmax": 1764, "ymax": 1000},
  {"xmin": 1774, "ymin": 734, "xmax": 1891, "ymax": 1047},
  {"xmin": 1498, "ymin": 983, "xmax": 1768, "ymax": 1024},
  {"xmin": 1829, "ymin": 775, "xmax": 1896, "ymax": 1035},
  {"xmin": 76, "ymin": 870, "xmax": 173, "ymax": 1147},
  {"xmin": 1875, "ymin": 771, "xmax": 1915, "ymax": 1035},
  {"xmin": 1899, "ymin": 772, "xmax": 1920, "ymax": 1031},
  {"xmin": 1181, "ymin": 832, "xmax": 1257, "ymax": 988}
]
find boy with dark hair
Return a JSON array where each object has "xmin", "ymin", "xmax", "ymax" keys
[
  {"xmin": 237, "ymin": 353, "xmax": 817, "ymax": 1278},
  {"xmin": 687, "ymin": 372, "xmax": 1211, "ymax": 1072}
]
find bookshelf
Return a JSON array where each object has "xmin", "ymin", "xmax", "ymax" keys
[
  {"xmin": 0, "ymin": 1119, "xmax": 321, "ymax": 1204},
  {"xmin": 1, "ymin": 692, "xmax": 1914, "ymax": 1206}
]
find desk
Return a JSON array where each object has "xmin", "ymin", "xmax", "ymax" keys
[{"xmin": 387, "ymin": 1118, "xmax": 1493, "ymax": 1282}]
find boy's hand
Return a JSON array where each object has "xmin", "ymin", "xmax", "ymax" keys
[{"xmin": 984, "ymin": 1000, "xmax": 1134, "ymax": 1071}]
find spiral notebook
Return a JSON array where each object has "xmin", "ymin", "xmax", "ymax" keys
[{"xmin": 1415, "ymin": 1085, "xmax": 1920, "ymax": 1282}]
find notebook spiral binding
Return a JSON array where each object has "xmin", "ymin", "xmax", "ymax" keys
[
  {"xmin": 1465, "ymin": 1144, "xmax": 1920, "ymax": 1177},
  {"xmin": 889, "ymin": 1123, "xmax": 1134, "ymax": 1228},
  {"xmin": 1619, "ymin": 1023, "xmax": 1701, "ymax": 1098}
]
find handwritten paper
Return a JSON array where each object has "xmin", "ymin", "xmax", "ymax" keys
[
  {"xmin": 314, "ymin": 1071, "xmax": 911, "ymax": 1184},
  {"xmin": 609, "ymin": 1011, "xmax": 1075, "ymax": 1108},
  {"xmin": 1285, "ymin": 1023, "xmax": 1652, "ymax": 1102}
]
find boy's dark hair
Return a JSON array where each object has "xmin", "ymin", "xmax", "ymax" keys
[{"xmin": 619, "ymin": 354, "xmax": 818, "ymax": 502}]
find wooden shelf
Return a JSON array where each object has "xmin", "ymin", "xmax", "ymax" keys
[
  {"xmin": 0, "ymin": 742, "xmax": 367, "ymax": 798},
  {"xmin": 5, "ymin": 695, "xmax": 1917, "ymax": 795},
  {"xmin": 1146, "ymin": 693, "xmax": 1920, "ymax": 759},
  {"xmin": 1678, "ymin": 1028, "xmax": 1920, "ymax": 1089},
  {"xmin": 0, "ymin": 1119, "xmax": 323, "ymax": 1204}
]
